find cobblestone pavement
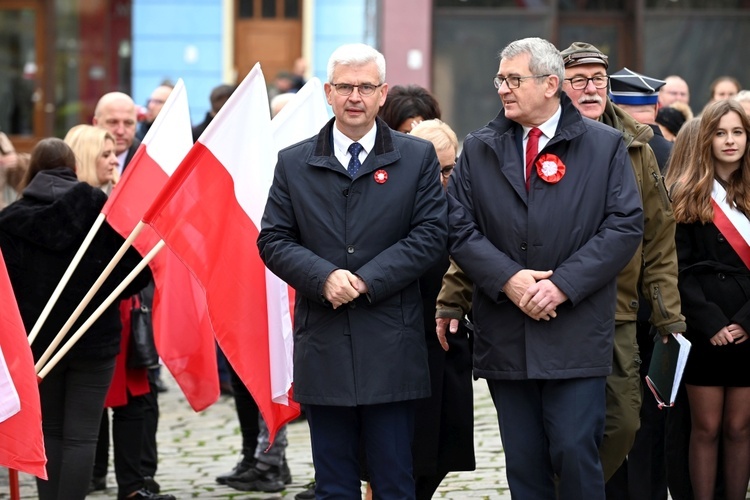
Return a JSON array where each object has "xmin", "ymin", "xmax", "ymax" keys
[{"xmin": 2, "ymin": 374, "xmax": 510, "ymax": 499}]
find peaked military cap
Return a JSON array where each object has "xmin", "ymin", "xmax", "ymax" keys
[{"xmin": 609, "ymin": 68, "xmax": 666, "ymax": 105}]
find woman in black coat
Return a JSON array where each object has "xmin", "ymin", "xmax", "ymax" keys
[
  {"xmin": 667, "ymin": 100, "xmax": 750, "ymax": 500},
  {"xmin": 0, "ymin": 138, "xmax": 149, "ymax": 500}
]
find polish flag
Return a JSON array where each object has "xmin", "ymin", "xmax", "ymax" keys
[
  {"xmin": 0, "ymin": 249, "xmax": 46, "ymax": 478},
  {"xmin": 143, "ymin": 65, "xmax": 327, "ymax": 439},
  {"xmin": 102, "ymin": 79, "xmax": 219, "ymax": 411}
]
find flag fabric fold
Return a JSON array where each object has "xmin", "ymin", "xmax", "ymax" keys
[
  {"xmin": 0, "ymin": 249, "xmax": 47, "ymax": 478},
  {"xmin": 102, "ymin": 79, "xmax": 219, "ymax": 411},
  {"xmin": 143, "ymin": 65, "xmax": 328, "ymax": 440}
]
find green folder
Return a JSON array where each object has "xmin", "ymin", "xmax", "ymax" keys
[{"xmin": 645, "ymin": 333, "xmax": 691, "ymax": 409}]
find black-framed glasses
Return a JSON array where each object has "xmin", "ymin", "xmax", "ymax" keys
[
  {"xmin": 564, "ymin": 75, "xmax": 610, "ymax": 90},
  {"xmin": 331, "ymin": 83, "xmax": 383, "ymax": 96},
  {"xmin": 493, "ymin": 74, "xmax": 550, "ymax": 90},
  {"xmin": 441, "ymin": 160, "xmax": 457, "ymax": 177}
]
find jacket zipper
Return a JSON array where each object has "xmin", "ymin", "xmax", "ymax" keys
[{"xmin": 652, "ymin": 284, "xmax": 668, "ymax": 319}]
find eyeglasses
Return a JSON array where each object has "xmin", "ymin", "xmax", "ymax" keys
[
  {"xmin": 493, "ymin": 74, "xmax": 550, "ymax": 90},
  {"xmin": 441, "ymin": 161, "xmax": 457, "ymax": 178},
  {"xmin": 331, "ymin": 83, "xmax": 383, "ymax": 96},
  {"xmin": 564, "ymin": 76, "xmax": 610, "ymax": 90}
]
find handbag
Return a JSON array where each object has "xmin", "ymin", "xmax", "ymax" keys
[{"xmin": 127, "ymin": 292, "xmax": 159, "ymax": 369}]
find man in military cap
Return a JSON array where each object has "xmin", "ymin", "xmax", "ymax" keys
[
  {"xmin": 610, "ymin": 68, "xmax": 672, "ymax": 169},
  {"xmin": 559, "ymin": 42, "xmax": 685, "ymax": 499}
]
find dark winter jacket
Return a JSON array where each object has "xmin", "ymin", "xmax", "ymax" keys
[
  {"xmin": 0, "ymin": 167, "xmax": 150, "ymax": 361},
  {"xmin": 258, "ymin": 117, "xmax": 448, "ymax": 406}
]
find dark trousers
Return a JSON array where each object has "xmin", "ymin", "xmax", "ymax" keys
[
  {"xmin": 228, "ymin": 363, "xmax": 260, "ymax": 459},
  {"xmin": 36, "ymin": 356, "xmax": 116, "ymax": 500},
  {"xmin": 306, "ymin": 401, "xmax": 417, "ymax": 500},
  {"xmin": 141, "ymin": 370, "xmax": 160, "ymax": 477},
  {"xmin": 487, "ymin": 377, "xmax": 607, "ymax": 500}
]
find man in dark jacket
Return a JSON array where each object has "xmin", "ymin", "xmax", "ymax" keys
[
  {"xmin": 446, "ymin": 37, "xmax": 643, "ymax": 499},
  {"xmin": 257, "ymin": 43, "xmax": 447, "ymax": 499},
  {"xmin": 559, "ymin": 42, "xmax": 686, "ymax": 499}
]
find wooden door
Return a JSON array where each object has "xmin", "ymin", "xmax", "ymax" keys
[{"xmin": 234, "ymin": 0, "xmax": 303, "ymax": 84}]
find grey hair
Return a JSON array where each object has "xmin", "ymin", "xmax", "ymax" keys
[
  {"xmin": 327, "ymin": 43, "xmax": 386, "ymax": 84},
  {"xmin": 499, "ymin": 37, "xmax": 564, "ymax": 96},
  {"xmin": 735, "ymin": 90, "xmax": 750, "ymax": 104}
]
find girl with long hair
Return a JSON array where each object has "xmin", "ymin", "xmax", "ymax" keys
[{"xmin": 669, "ymin": 99, "xmax": 750, "ymax": 500}]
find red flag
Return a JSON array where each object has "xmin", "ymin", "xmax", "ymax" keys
[
  {"xmin": 142, "ymin": 64, "xmax": 315, "ymax": 440},
  {"xmin": 102, "ymin": 79, "xmax": 218, "ymax": 411},
  {"xmin": 0, "ymin": 249, "xmax": 47, "ymax": 478}
]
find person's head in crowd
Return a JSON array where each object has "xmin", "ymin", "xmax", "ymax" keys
[
  {"xmin": 495, "ymin": 37, "xmax": 563, "ymax": 127},
  {"xmin": 270, "ymin": 92, "xmax": 295, "ymax": 118},
  {"xmin": 93, "ymin": 92, "xmax": 137, "ymax": 155},
  {"xmin": 658, "ymin": 75, "xmax": 690, "ymax": 108},
  {"xmin": 708, "ymin": 76, "xmax": 741, "ymax": 103},
  {"xmin": 609, "ymin": 67, "xmax": 665, "ymax": 124},
  {"xmin": 21, "ymin": 138, "xmax": 77, "ymax": 190},
  {"xmin": 656, "ymin": 105, "xmax": 690, "ymax": 142},
  {"xmin": 734, "ymin": 90, "xmax": 750, "ymax": 118},
  {"xmin": 669, "ymin": 99, "xmax": 750, "ymax": 224},
  {"xmin": 274, "ymin": 71, "xmax": 297, "ymax": 95},
  {"xmin": 410, "ymin": 119, "xmax": 459, "ymax": 189},
  {"xmin": 664, "ymin": 117, "xmax": 700, "ymax": 185},
  {"xmin": 64, "ymin": 124, "xmax": 119, "ymax": 193},
  {"xmin": 378, "ymin": 85, "xmax": 441, "ymax": 133},
  {"xmin": 325, "ymin": 43, "xmax": 388, "ymax": 141},
  {"xmin": 559, "ymin": 42, "xmax": 609, "ymax": 120},
  {"xmin": 209, "ymin": 84, "xmax": 234, "ymax": 116},
  {"xmin": 145, "ymin": 84, "xmax": 174, "ymax": 123}
]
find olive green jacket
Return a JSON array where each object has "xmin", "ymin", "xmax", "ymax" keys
[{"xmin": 437, "ymin": 100, "xmax": 685, "ymax": 336}]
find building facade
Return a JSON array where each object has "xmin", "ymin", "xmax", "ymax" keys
[{"xmin": 2, "ymin": 0, "xmax": 748, "ymax": 150}]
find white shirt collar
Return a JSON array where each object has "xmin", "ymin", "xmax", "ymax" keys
[
  {"xmin": 522, "ymin": 105, "xmax": 562, "ymax": 141},
  {"xmin": 332, "ymin": 121, "xmax": 378, "ymax": 161}
]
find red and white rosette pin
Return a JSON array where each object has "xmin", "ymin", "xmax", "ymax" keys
[
  {"xmin": 374, "ymin": 169, "xmax": 388, "ymax": 184},
  {"xmin": 535, "ymin": 154, "xmax": 566, "ymax": 184}
]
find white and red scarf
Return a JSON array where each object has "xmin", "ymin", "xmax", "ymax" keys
[{"xmin": 711, "ymin": 179, "xmax": 750, "ymax": 269}]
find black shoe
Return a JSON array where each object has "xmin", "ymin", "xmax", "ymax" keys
[
  {"xmin": 295, "ymin": 481, "xmax": 315, "ymax": 500},
  {"xmin": 118, "ymin": 488, "xmax": 175, "ymax": 500},
  {"xmin": 143, "ymin": 476, "xmax": 160, "ymax": 494},
  {"xmin": 88, "ymin": 475, "xmax": 106, "ymax": 493},
  {"xmin": 216, "ymin": 459, "xmax": 254, "ymax": 485},
  {"xmin": 225, "ymin": 463, "xmax": 285, "ymax": 493}
]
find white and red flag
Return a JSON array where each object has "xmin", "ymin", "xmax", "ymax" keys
[
  {"xmin": 0, "ymin": 249, "xmax": 46, "ymax": 478},
  {"xmin": 102, "ymin": 79, "xmax": 219, "ymax": 411},
  {"xmin": 143, "ymin": 65, "xmax": 328, "ymax": 439}
]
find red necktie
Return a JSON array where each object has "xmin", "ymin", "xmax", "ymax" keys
[{"xmin": 525, "ymin": 127, "xmax": 542, "ymax": 191}]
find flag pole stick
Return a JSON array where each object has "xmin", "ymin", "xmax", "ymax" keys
[
  {"xmin": 34, "ymin": 221, "xmax": 147, "ymax": 374},
  {"xmin": 37, "ymin": 240, "xmax": 165, "ymax": 381},
  {"xmin": 8, "ymin": 468, "xmax": 19, "ymax": 500},
  {"xmin": 27, "ymin": 214, "xmax": 106, "ymax": 345}
]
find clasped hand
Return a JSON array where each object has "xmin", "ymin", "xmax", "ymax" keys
[
  {"xmin": 323, "ymin": 269, "xmax": 368, "ymax": 309},
  {"xmin": 710, "ymin": 323, "xmax": 748, "ymax": 346},
  {"xmin": 505, "ymin": 269, "xmax": 567, "ymax": 321}
]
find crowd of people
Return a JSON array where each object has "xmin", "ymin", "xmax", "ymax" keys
[{"xmin": 0, "ymin": 38, "xmax": 749, "ymax": 500}]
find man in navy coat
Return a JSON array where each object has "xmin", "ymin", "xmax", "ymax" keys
[
  {"xmin": 258, "ymin": 43, "xmax": 448, "ymax": 499},
  {"xmin": 446, "ymin": 37, "xmax": 643, "ymax": 499}
]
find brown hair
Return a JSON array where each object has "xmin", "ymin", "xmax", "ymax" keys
[
  {"xmin": 378, "ymin": 85, "xmax": 441, "ymax": 131},
  {"xmin": 669, "ymin": 100, "xmax": 750, "ymax": 223},
  {"xmin": 21, "ymin": 138, "xmax": 77, "ymax": 189},
  {"xmin": 664, "ymin": 117, "xmax": 700, "ymax": 189}
]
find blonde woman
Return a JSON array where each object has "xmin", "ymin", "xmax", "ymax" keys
[
  {"xmin": 411, "ymin": 119, "xmax": 459, "ymax": 189},
  {"xmin": 64, "ymin": 124, "xmax": 119, "ymax": 194}
]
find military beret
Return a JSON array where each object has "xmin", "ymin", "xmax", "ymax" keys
[
  {"xmin": 560, "ymin": 42, "xmax": 609, "ymax": 69},
  {"xmin": 609, "ymin": 68, "xmax": 666, "ymax": 105}
]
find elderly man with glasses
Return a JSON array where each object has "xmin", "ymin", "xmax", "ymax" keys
[
  {"xmin": 559, "ymin": 42, "xmax": 685, "ymax": 499},
  {"xmin": 258, "ymin": 43, "xmax": 447, "ymax": 499},
  {"xmin": 444, "ymin": 37, "xmax": 642, "ymax": 499}
]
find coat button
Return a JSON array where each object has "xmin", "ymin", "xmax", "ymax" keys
[
  {"xmin": 349, "ymin": 302, "xmax": 357, "ymax": 309},
  {"xmin": 343, "ymin": 188, "xmax": 349, "ymax": 197},
  {"xmin": 717, "ymin": 234, "xmax": 725, "ymax": 242},
  {"xmin": 520, "ymin": 242, "xmax": 528, "ymax": 251},
  {"xmin": 718, "ymin": 273, "xmax": 726, "ymax": 280},
  {"xmin": 347, "ymin": 245, "xmax": 355, "ymax": 254}
]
